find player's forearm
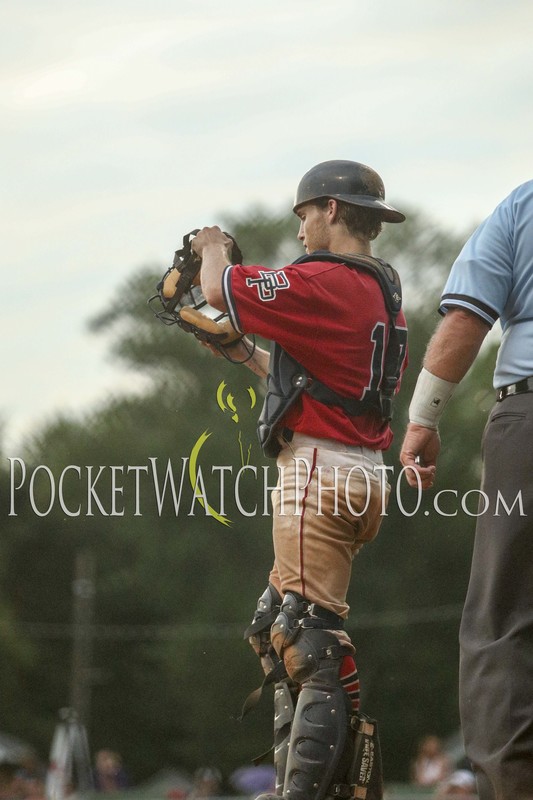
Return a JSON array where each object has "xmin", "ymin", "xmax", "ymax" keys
[
  {"xmin": 423, "ymin": 308, "xmax": 490, "ymax": 382},
  {"xmin": 241, "ymin": 340, "xmax": 270, "ymax": 378},
  {"xmin": 200, "ymin": 244, "xmax": 231, "ymax": 311}
]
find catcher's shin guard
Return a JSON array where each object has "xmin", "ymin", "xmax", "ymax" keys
[
  {"xmin": 256, "ymin": 713, "xmax": 383, "ymax": 800},
  {"xmin": 280, "ymin": 631, "xmax": 353, "ymax": 800},
  {"xmin": 269, "ymin": 594, "xmax": 349, "ymax": 800},
  {"xmin": 273, "ymin": 680, "xmax": 298, "ymax": 795},
  {"xmin": 243, "ymin": 584, "xmax": 297, "ymax": 794},
  {"xmin": 266, "ymin": 592, "xmax": 383, "ymax": 800}
]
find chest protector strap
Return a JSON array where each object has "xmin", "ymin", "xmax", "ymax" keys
[{"xmin": 257, "ymin": 252, "xmax": 404, "ymax": 458}]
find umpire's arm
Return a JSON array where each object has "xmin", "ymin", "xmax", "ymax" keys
[
  {"xmin": 421, "ymin": 307, "xmax": 491, "ymax": 383},
  {"xmin": 400, "ymin": 308, "xmax": 491, "ymax": 488}
]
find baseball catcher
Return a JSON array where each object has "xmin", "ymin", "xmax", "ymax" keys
[{"xmin": 151, "ymin": 160, "xmax": 408, "ymax": 800}]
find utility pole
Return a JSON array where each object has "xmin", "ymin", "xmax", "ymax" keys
[{"xmin": 69, "ymin": 549, "xmax": 96, "ymax": 726}]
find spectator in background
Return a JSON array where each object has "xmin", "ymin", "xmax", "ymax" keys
[
  {"xmin": 186, "ymin": 767, "xmax": 222, "ymax": 799},
  {"xmin": 230, "ymin": 764, "xmax": 276, "ymax": 796},
  {"xmin": 411, "ymin": 735, "xmax": 452, "ymax": 788},
  {"xmin": 0, "ymin": 765, "xmax": 46, "ymax": 800},
  {"xmin": 93, "ymin": 750, "xmax": 129, "ymax": 793},
  {"xmin": 0, "ymin": 764, "xmax": 19, "ymax": 800},
  {"xmin": 16, "ymin": 771, "xmax": 46, "ymax": 800},
  {"xmin": 435, "ymin": 769, "xmax": 478, "ymax": 798}
]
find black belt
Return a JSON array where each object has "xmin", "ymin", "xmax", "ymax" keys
[{"xmin": 497, "ymin": 377, "xmax": 533, "ymax": 402}]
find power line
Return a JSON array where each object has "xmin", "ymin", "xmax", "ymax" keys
[{"xmin": 17, "ymin": 603, "xmax": 464, "ymax": 641}]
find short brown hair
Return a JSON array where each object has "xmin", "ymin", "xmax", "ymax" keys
[{"xmin": 314, "ymin": 198, "xmax": 383, "ymax": 241}]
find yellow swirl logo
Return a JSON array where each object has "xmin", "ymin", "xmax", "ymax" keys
[{"xmin": 188, "ymin": 381, "xmax": 258, "ymax": 526}]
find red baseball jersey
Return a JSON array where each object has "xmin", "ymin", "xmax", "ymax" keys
[{"xmin": 223, "ymin": 259, "xmax": 407, "ymax": 450}]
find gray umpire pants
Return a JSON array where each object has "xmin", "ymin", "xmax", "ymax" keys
[{"xmin": 459, "ymin": 392, "xmax": 533, "ymax": 800}]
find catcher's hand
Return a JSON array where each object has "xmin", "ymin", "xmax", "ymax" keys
[
  {"xmin": 148, "ymin": 228, "xmax": 249, "ymax": 361},
  {"xmin": 177, "ymin": 305, "xmax": 242, "ymax": 347}
]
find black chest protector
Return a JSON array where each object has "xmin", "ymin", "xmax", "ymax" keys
[{"xmin": 257, "ymin": 251, "xmax": 404, "ymax": 458}]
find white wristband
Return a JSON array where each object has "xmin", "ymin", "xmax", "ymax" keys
[{"xmin": 409, "ymin": 367, "xmax": 458, "ymax": 429}]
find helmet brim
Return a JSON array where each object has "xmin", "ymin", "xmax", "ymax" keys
[{"xmin": 293, "ymin": 193, "xmax": 405, "ymax": 223}]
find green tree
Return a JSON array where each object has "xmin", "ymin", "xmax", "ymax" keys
[{"xmin": 0, "ymin": 205, "xmax": 497, "ymax": 784}]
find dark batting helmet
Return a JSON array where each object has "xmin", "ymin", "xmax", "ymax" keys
[{"xmin": 293, "ymin": 159, "xmax": 405, "ymax": 223}]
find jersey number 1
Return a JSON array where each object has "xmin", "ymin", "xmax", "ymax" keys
[{"xmin": 364, "ymin": 321, "xmax": 407, "ymax": 395}]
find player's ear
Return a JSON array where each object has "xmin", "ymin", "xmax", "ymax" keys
[{"xmin": 327, "ymin": 198, "xmax": 339, "ymax": 223}]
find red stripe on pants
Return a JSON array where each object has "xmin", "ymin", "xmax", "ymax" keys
[{"xmin": 298, "ymin": 447, "xmax": 317, "ymax": 598}]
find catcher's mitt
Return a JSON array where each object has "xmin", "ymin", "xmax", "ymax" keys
[{"xmin": 149, "ymin": 229, "xmax": 252, "ymax": 361}]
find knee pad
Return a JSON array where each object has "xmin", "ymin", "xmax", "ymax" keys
[
  {"xmin": 271, "ymin": 592, "xmax": 347, "ymax": 684},
  {"xmin": 277, "ymin": 626, "xmax": 347, "ymax": 686},
  {"xmin": 270, "ymin": 592, "xmax": 305, "ymax": 659},
  {"xmin": 244, "ymin": 583, "xmax": 282, "ymax": 661},
  {"xmin": 241, "ymin": 584, "xmax": 287, "ymax": 722}
]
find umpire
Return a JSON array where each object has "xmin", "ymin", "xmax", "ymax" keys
[{"xmin": 401, "ymin": 180, "xmax": 533, "ymax": 800}]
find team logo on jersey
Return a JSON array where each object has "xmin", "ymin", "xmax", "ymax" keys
[{"xmin": 245, "ymin": 270, "xmax": 290, "ymax": 301}]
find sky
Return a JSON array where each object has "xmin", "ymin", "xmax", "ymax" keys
[{"xmin": 2, "ymin": 0, "xmax": 533, "ymax": 452}]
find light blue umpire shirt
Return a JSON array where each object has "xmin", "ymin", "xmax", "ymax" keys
[{"xmin": 439, "ymin": 180, "xmax": 533, "ymax": 389}]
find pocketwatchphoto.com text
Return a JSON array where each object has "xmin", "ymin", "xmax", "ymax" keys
[{"xmin": 4, "ymin": 456, "xmax": 526, "ymax": 521}]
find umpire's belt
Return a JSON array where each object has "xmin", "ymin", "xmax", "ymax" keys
[{"xmin": 497, "ymin": 377, "xmax": 533, "ymax": 402}]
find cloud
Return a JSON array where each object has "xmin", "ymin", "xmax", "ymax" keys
[{"xmin": 2, "ymin": 0, "xmax": 533, "ymax": 448}]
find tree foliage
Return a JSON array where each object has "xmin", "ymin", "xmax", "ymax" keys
[{"xmin": 0, "ymin": 205, "xmax": 498, "ymax": 784}]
